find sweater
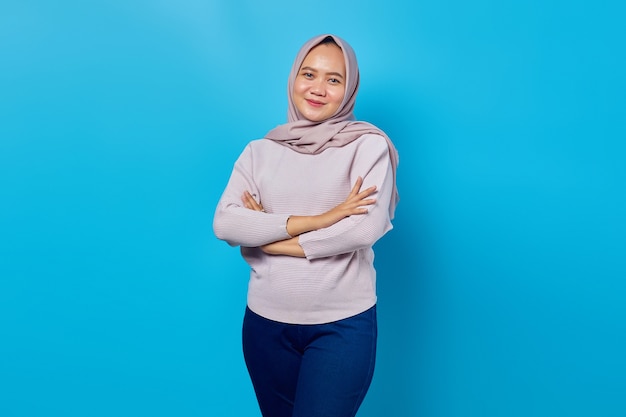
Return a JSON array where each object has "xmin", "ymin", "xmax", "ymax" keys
[{"xmin": 213, "ymin": 133, "xmax": 394, "ymax": 324}]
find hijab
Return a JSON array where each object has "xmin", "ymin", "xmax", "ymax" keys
[{"xmin": 266, "ymin": 34, "xmax": 400, "ymax": 219}]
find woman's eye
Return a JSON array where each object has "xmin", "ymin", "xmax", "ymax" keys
[
  {"xmin": 329, "ymin": 78, "xmax": 340, "ymax": 84},
  {"xmin": 303, "ymin": 73, "xmax": 313, "ymax": 78}
]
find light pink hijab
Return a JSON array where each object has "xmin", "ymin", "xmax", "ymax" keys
[{"xmin": 266, "ymin": 34, "xmax": 400, "ymax": 219}]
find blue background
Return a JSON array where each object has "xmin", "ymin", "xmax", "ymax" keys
[{"xmin": 1, "ymin": 1, "xmax": 625, "ymax": 416}]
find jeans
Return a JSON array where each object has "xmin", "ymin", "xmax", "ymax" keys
[{"xmin": 242, "ymin": 305, "xmax": 377, "ymax": 417}]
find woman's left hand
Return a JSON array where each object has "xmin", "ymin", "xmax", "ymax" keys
[
  {"xmin": 259, "ymin": 237, "xmax": 305, "ymax": 257},
  {"xmin": 242, "ymin": 191, "xmax": 265, "ymax": 212},
  {"xmin": 241, "ymin": 190, "xmax": 305, "ymax": 257}
]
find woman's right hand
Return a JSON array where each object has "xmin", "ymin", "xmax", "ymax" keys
[
  {"xmin": 286, "ymin": 176, "xmax": 377, "ymax": 236},
  {"xmin": 316, "ymin": 176, "xmax": 377, "ymax": 229}
]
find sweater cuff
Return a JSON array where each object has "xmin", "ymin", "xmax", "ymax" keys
[{"xmin": 298, "ymin": 232, "xmax": 334, "ymax": 260}]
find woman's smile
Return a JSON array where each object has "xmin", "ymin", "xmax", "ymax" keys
[{"xmin": 305, "ymin": 99, "xmax": 324, "ymax": 107}]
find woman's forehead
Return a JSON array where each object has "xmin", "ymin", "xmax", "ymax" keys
[{"xmin": 301, "ymin": 44, "xmax": 345, "ymax": 67}]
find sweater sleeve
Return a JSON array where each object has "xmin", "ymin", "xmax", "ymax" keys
[
  {"xmin": 213, "ymin": 144, "xmax": 292, "ymax": 247},
  {"xmin": 298, "ymin": 135, "xmax": 395, "ymax": 260}
]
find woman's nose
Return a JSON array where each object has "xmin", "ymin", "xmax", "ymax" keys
[{"xmin": 310, "ymin": 80, "xmax": 326, "ymax": 96}]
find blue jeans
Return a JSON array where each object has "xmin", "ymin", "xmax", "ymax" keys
[{"xmin": 242, "ymin": 306, "xmax": 377, "ymax": 417}]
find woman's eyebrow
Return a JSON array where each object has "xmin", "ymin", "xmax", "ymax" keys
[
  {"xmin": 300, "ymin": 66, "xmax": 345, "ymax": 79},
  {"xmin": 326, "ymin": 72, "xmax": 345, "ymax": 79}
]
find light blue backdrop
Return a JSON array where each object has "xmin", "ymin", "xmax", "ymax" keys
[{"xmin": 1, "ymin": 1, "xmax": 624, "ymax": 416}]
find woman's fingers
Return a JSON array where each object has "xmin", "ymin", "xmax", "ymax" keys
[
  {"xmin": 359, "ymin": 198, "xmax": 377, "ymax": 206},
  {"xmin": 348, "ymin": 176, "xmax": 363, "ymax": 197},
  {"xmin": 242, "ymin": 191, "xmax": 265, "ymax": 212},
  {"xmin": 347, "ymin": 186, "xmax": 377, "ymax": 204},
  {"xmin": 342, "ymin": 177, "xmax": 377, "ymax": 214},
  {"xmin": 241, "ymin": 191, "xmax": 253, "ymax": 208},
  {"xmin": 357, "ymin": 185, "xmax": 377, "ymax": 199},
  {"xmin": 349, "ymin": 198, "xmax": 376, "ymax": 213},
  {"xmin": 348, "ymin": 177, "xmax": 377, "ymax": 200}
]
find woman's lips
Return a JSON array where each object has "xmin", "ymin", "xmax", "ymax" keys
[{"xmin": 305, "ymin": 99, "xmax": 324, "ymax": 108}]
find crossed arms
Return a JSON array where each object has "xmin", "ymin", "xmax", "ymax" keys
[
  {"xmin": 240, "ymin": 177, "xmax": 377, "ymax": 257},
  {"xmin": 213, "ymin": 136, "xmax": 394, "ymax": 260}
]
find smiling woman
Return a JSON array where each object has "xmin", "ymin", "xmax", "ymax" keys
[
  {"xmin": 213, "ymin": 34, "xmax": 399, "ymax": 417},
  {"xmin": 292, "ymin": 37, "xmax": 346, "ymax": 121}
]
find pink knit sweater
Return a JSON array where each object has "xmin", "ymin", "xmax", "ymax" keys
[{"xmin": 213, "ymin": 133, "xmax": 394, "ymax": 324}]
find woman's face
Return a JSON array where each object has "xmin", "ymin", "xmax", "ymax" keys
[{"xmin": 292, "ymin": 43, "xmax": 346, "ymax": 122}]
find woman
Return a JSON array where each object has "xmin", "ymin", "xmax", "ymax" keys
[{"xmin": 213, "ymin": 34, "xmax": 399, "ymax": 417}]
